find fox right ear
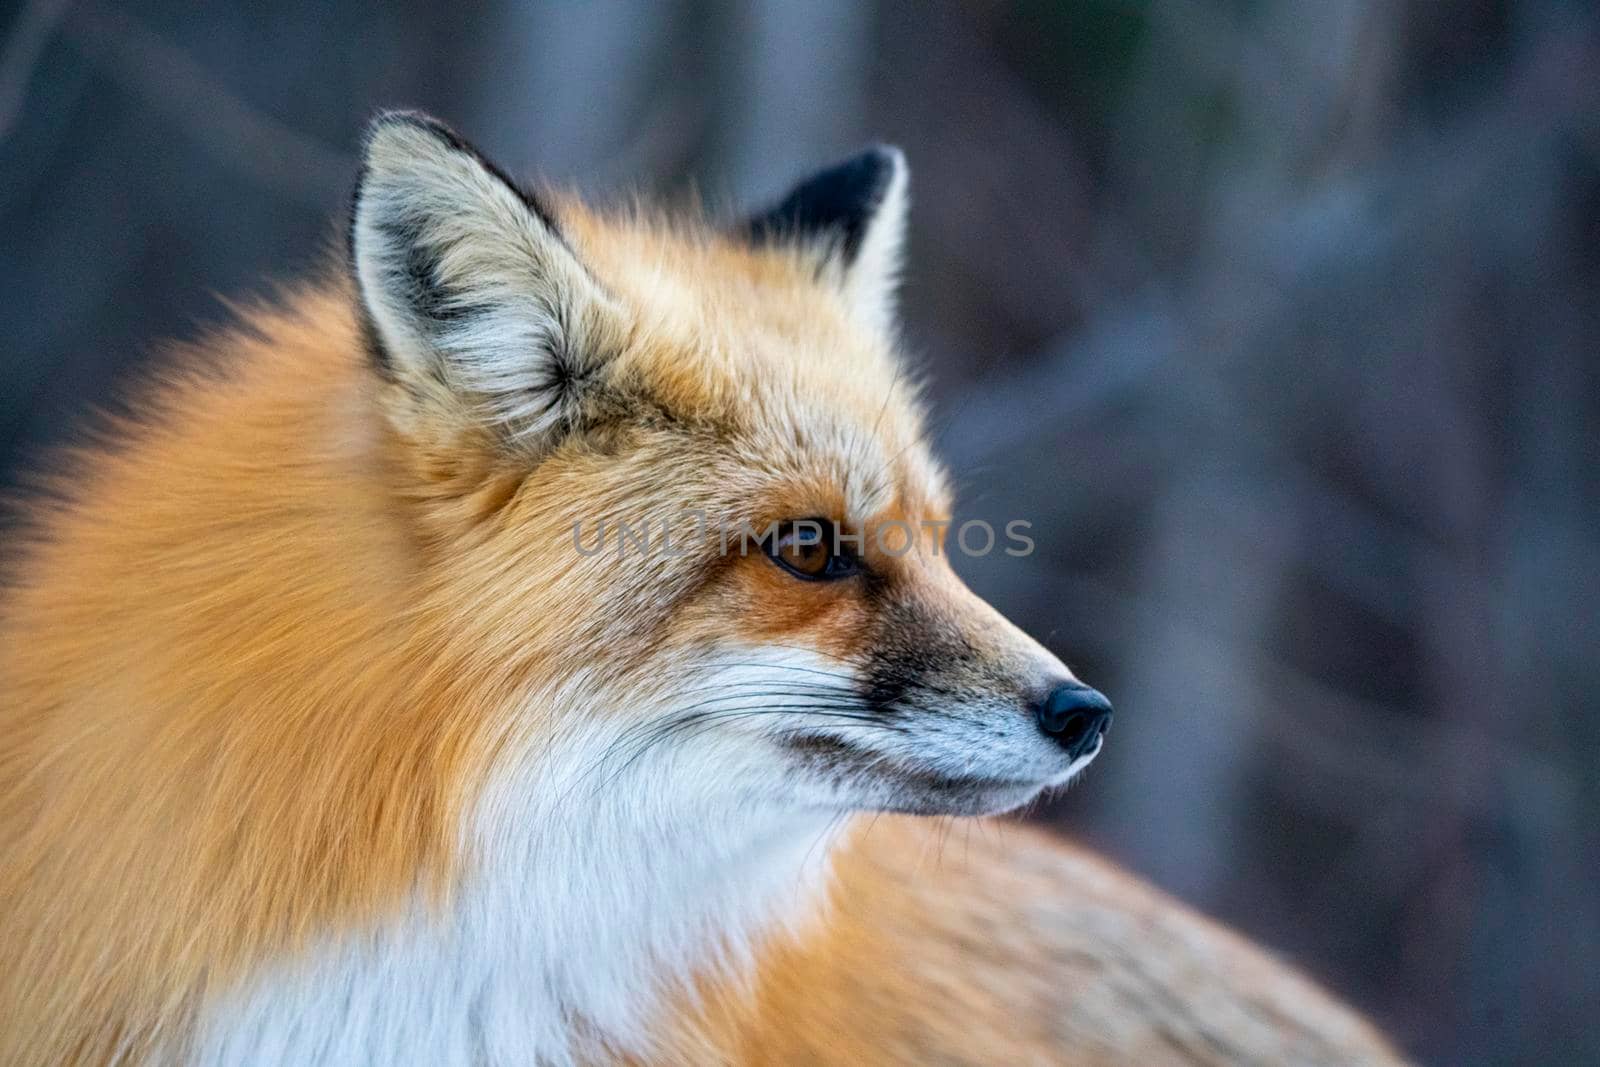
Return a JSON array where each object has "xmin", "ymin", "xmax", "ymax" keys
[
  {"xmin": 350, "ymin": 111, "xmax": 622, "ymax": 455},
  {"xmin": 741, "ymin": 146, "xmax": 910, "ymax": 338}
]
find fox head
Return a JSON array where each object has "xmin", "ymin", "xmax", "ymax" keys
[{"xmin": 351, "ymin": 112, "xmax": 1111, "ymax": 822}]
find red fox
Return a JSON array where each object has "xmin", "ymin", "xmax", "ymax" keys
[{"xmin": 0, "ymin": 112, "xmax": 1404, "ymax": 1065}]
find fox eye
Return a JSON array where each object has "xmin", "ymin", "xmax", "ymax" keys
[{"xmin": 764, "ymin": 518, "xmax": 861, "ymax": 582}]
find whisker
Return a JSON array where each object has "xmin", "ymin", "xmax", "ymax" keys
[
  {"xmin": 560, "ymin": 699, "xmax": 897, "ymax": 808},
  {"xmin": 642, "ymin": 659, "xmax": 859, "ymax": 683}
]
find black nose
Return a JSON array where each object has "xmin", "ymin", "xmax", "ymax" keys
[{"xmin": 1035, "ymin": 682, "xmax": 1113, "ymax": 759}]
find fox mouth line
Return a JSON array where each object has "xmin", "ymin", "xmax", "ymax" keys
[{"xmin": 783, "ymin": 733, "xmax": 1058, "ymax": 814}]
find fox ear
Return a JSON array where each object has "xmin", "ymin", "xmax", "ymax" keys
[
  {"xmin": 350, "ymin": 111, "xmax": 619, "ymax": 454},
  {"xmin": 742, "ymin": 146, "xmax": 909, "ymax": 337}
]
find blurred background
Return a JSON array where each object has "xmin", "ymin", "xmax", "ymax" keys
[{"xmin": 2, "ymin": 1, "xmax": 1597, "ymax": 1062}]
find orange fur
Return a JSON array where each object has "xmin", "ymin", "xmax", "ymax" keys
[
  {"xmin": 1, "ymin": 289, "xmax": 479, "ymax": 1061},
  {"xmin": 677, "ymin": 818, "xmax": 1403, "ymax": 1065}
]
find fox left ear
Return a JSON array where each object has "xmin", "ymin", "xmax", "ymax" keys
[
  {"xmin": 350, "ymin": 111, "xmax": 623, "ymax": 457},
  {"xmin": 741, "ymin": 146, "xmax": 909, "ymax": 337}
]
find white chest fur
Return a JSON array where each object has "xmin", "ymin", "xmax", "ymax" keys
[{"xmin": 183, "ymin": 722, "xmax": 842, "ymax": 1066}]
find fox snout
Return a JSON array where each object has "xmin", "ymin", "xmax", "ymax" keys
[{"xmin": 764, "ymin": 552, "xmax": 1115, "ymax": 816}]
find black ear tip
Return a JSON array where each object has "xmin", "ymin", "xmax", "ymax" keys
[
  {"xmin": 862, "ymin": 143, "xmax": 907, "ymax": 175},
  {"xmin": 742, "ymin": 143, "xmax": 907, "ymax": 259},
  {"xmin": 826, "ymin": 144, "xmax": 905, "ymax": 197}
]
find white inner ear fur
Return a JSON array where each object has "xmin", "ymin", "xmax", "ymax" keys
[
  {"xmin": 838, "ymin": 148, "xmax": 909, "ymax": 339},
  {"xmin": 351, "ymin": 117, "xmax": 617, "ymax": 450}
]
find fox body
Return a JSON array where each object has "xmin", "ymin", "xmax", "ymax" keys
[{"xmin": 0, "ymin": 114, "xmax": 1401, "ymax": 1065}]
